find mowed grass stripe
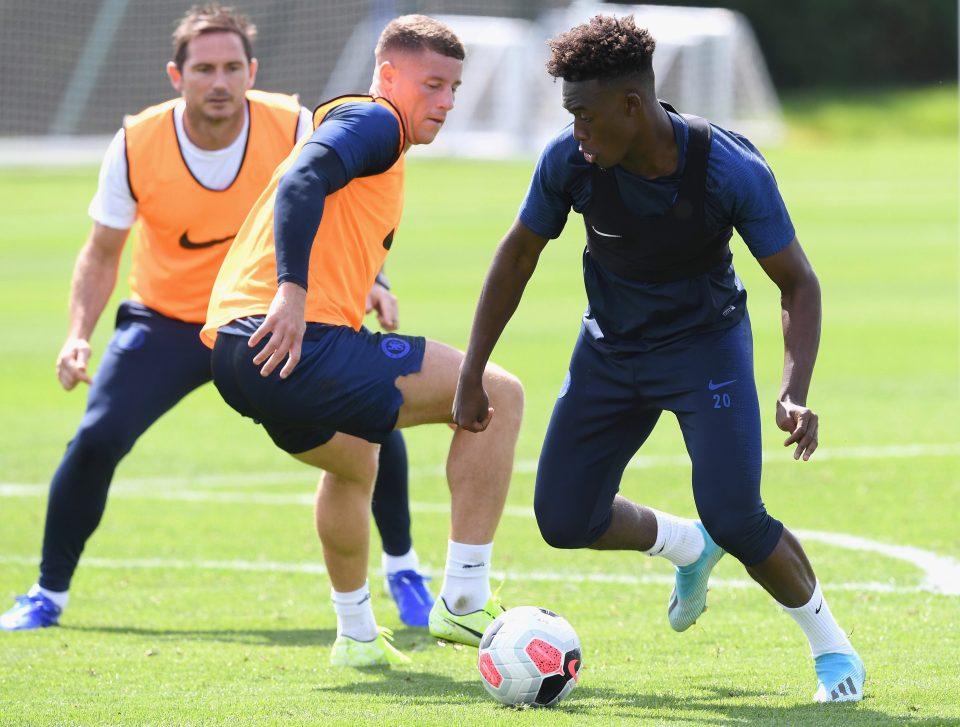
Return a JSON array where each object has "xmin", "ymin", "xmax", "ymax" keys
[
  {"xmin": 0, "ymin": 552, "xmax": 946, "ymax": 596},
  {"xmin": 1, "ymin": 441, "xmax": 956, "ymax": 492}
]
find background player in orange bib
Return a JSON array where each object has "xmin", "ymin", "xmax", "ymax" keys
[
  {"xmin": 204, "ymin": 14, "xmax": 524, "ymax": 667},
  {"xmin": 1, "ymin": 4, "xmax": 434, "ymax": 632}
]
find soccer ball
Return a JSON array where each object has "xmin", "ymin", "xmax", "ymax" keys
[{"xmin": 477, "ymin": 606, "xmax": 582, "ymax": 707}]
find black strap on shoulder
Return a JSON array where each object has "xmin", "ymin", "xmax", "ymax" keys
[{"xmin": 677, "ymin": 115, "xmax": 711, "ymax": 210}]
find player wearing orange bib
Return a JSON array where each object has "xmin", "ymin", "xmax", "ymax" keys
[
  {"xmin": 203, "ymin": 93, "xmax": 406, "ymax": 339},
  {"xmin": 2, "ymin": 5, "xmax": 433, "ymax": 632},
  {"xmin": 123, "ymin": 89, "xmax": 300, "ymax": 322},
  {"xmin": 204, "ymin": 15, "xmax": 524, "ymax": 667}
]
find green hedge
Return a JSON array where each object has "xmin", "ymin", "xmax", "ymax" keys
[{"xmin": 611, "ymin": 0, "xmax": 958, "ymax": 88}]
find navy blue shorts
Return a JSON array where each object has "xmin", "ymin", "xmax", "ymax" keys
[
  {"xmin": 74, "ymin": 300, "xmax": 214, "ymax": 457},
  {"xmin": 534, "ymin": 315, "xmax": 783, "ymax": 566},
  {"xmin": 211, "ymin": 324, "xmax": 425, "ymax": 453}
]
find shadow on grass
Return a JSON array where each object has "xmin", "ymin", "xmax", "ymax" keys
[
  {"xmin": 66, "ymin": 624, "xmax": 338, "ymax": 647},
  {"xmin": 318, "ymin": 678, "xmax": 959, "ymax": 725},
  {"xmin": 55, "ymin": 626, "xmax": 959, "ymax": 724},
  {"xmin": 314, "ymin": 670, "xmax": 480, "ymax": 706},
  {"xmin": 63, "ymin": 625, "xmax": 455, "ymax": 653},
  {"xmin": 559, "ymin": 685, "xmax": 960, "ymax": 726}
]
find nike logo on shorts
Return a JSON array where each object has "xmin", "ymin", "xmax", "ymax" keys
[{"xmin": 707, "ymin": 379, "xmax": 736, "ymax": 391}]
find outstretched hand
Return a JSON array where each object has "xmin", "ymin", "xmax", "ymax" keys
[
  {"xmin": 249, "ymin": 282, "xmax": 307, "ymax": 379},
  {"xmin": 776, "ymin": 399, "xmax": 819, "ymax": 461},
  {"xmin": 56, "ymin": 337, "xmax": 93, "ymax": 390},
  {"xmin": 453, "ymin": 377, "xmax": 494, "ymax": 432}
]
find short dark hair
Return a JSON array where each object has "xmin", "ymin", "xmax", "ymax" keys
[
  {"xmin": 172, "ymin": 4, "xmax": 256, "ymax": 70},
  {"xmin": 375, "ymin": 14, "xmax": 465, "ymax": 62},
  {"xmin": 546, "ymin": 15, "xmax": 655, "ymax": 83}
]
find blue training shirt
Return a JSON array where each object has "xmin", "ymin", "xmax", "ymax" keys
[
  {"xmin": 519, "ymin": 111, "xmax": 796, "ymax": 349},
  {"xmin": 520, "ymin": 111, "xmax": 794, "ymax": 257}
]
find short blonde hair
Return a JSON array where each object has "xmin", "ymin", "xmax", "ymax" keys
[{"xmin": 375, "ymin": 14, "xmax": 464, "ymax": 62}]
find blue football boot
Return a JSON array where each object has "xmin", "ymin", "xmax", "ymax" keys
[
  {"xmin": 668, "ymin": 522, "xmax": 725, "ymax": 631},
  {"xmin": 813, "ymin": 651, "xmax": 865, "ymax": 703},
  {"xmin": 386, "ymin": 570, "xmax": 434, "ymax": 628},
  {"xmin": 1, "ymin": 593, "xmax": 62, "ymax": 631}
]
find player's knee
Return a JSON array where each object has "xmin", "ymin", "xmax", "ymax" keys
[
  {"xmin": 327, "ymin": 447, "xmax": 380, "ymax": 490},
  {"xmin": 70, "ymin": 420, "xmax": 135, "ymax": 463},
  {"xmin": 701, "ymin": 509, "xmax": 782, "ymax": 565},
  {"xmin": 536, "ymin": 517, "xmax": 592, "ymax": 550},
  {"xmin": 700, "ymin": 509, "xmax": 748, "ymax": 556},
  {"xmin": 293, "ymin": 433, "xmax": 381, "ymax": 490},
  {"xmin": 534, "ymin": 499, "xmax": 593, "ymax": 549},
  {"xmin": 346, "ymin": 451, "xmax": 379, "ymax": 490},
  {"xmin": 484, "ymin": 365, "xmax": 524, "ymax": 420}
]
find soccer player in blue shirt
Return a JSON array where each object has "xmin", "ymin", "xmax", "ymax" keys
[{"xmin": 453, "ymin": 15, "xmax": 864, "ymax": 703}]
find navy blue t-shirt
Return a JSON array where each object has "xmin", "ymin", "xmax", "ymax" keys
[{"xmin": 519, "ymin": 112, "xmax": 796, "ymax": 349}]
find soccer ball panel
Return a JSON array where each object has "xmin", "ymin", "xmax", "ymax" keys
[
  {"xmin": 525, "ymin": 638, "xmax": 562, "ymax": 675},
  {"xmin": 478, "ymin": 652, "xmax": 502, "ymax": 688},
  {"xmin": 535, "ymin": 674, "xmax": 571, "ymax": 706}
]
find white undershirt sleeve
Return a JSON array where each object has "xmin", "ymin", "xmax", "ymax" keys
[
  {"xmin": 88, "ymin": 102, "xmax": 311, "ymax": 230},
  {"xmin": 296, "ymin": 106, "xmax": 313, "ymax": 142},
  {"xmin": 87, "ymin": 128, "xmax": 137, "ymax": 230}
]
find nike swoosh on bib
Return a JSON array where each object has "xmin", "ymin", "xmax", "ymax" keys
[{"xmin": 179, "ymin": 232, "xmax": 236, "ymax": 250}]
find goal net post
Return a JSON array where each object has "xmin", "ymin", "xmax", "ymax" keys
[
  {"xmin": 405, "ymin": 4, "xmax": 784, "ymax": 159},
  {"xmin": 0, "ymin": 1, "xmax": 783, "ymax": 164}
]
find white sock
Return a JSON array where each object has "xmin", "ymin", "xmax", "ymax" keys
[
  {"xmin": 440, "ymin": 540, "xmax": 492, "ymax": 615},
  {"xmin": 641, "ymin": 509, "xmax": 705, "ymax": 567},
  {"xmin": 782, "ymin": 580, "xmax": 855, "ymax": 658},
  {"xmin": 30, "ymin": 584, "xmax": 68, "ymax": 611},
  {"xmin": 382, "ymin": 548, "xmax": 420, "ymax": 576},
  {"xmin": 331, "ymin": 583, "xmax": 377, "ymax": 642}
]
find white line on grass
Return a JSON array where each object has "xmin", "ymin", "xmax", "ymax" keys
[
  {"xmin": 0, "ymin": 552, "xmax": 946, "ymax": 596},
  {"xmin": 1, "ymin": 442, "xmax": 956, "ymax": 493},
  {"xmin": 0, "ymin": 528, "xmax": 960, "ymax": 596},
  {"xmin": 502, "ymin": 442, "xmax": 960, "ymax": 477},
  {"xmin": 2, "ymin": 442, "xmax": 957, "ymax": 595},
  {"xmin": 794, "ymin": 530, "xmax": 960, "ymax": 596},
  {"xmin": 0, "ymin": 529, "xmax": 956, "ymax": 596}
]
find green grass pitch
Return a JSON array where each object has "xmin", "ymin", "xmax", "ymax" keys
[{"xmin": 0, "ymin": 88, "xmax": 957, "ymax": 725}]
